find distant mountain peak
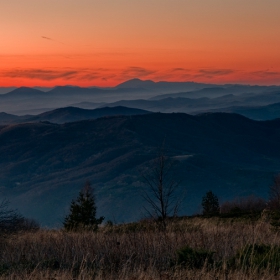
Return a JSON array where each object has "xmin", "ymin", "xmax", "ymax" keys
[
  {"xmin": 48, "ymin": 85, "xmax": 93, "ymax": 95},
  {"xmin": 116, "ymin": 78, "xmax": 155, "ymax": 88},
  {"xmin": 51, "ymin": 85, "xmax": 84, "ymax": 92},
  {"xmin": 5, "ymin": 87, "xmax": 44, "ymax": 96},
  {"xmin": 14, "ymin": 86, "xmax": 40, "ymax": 91},
  {"xmin": 53, "ymin": 85, "xmax": 83, "ymax": 89}
]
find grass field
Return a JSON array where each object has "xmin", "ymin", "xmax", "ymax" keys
[{"xmin": 1, "ymin": 216, "xmax": 280, "ymax": 279}]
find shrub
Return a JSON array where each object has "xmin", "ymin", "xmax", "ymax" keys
[
  {"xmin": 220, "ymin": 195, "xmax": 266, "ymax": 218},
  {"xmin": 175, "ymin": 245, "xmax": 215, "ymax": 269},
  {"xmin": 229, "ymin": 244, "xmax": 280, "ymax": 271},
  {"xmin": 0, "ymin": 200, "xmax": 39, "ymax": 236},
  {"xmin": 268, "ymin": 210, "xmax": 280, "ymax": 230}
]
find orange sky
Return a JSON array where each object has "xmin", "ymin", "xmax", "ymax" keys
[{"xmin": 1, "ymin": 0, "xmax": 280, "ymax": 87}]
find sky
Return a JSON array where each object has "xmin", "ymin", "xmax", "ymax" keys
[{"xmin": 1, "ymin": 0, "xmax": 280, "ymax": 87}]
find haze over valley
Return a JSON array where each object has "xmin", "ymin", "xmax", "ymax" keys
[
  {"xmin": 1, "ymin": 80, "xmax": 280, "ymax": 226},
  {"xmin": 2, "ymin": 79, "xmax": 280, "ymax": 120}
]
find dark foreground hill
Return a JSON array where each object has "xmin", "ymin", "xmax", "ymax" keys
[{"xmin": 1, "ymin": 112, "xmax": 280, "ymax": 226}]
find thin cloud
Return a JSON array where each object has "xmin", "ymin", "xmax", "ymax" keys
[
  {"xmin": 154, "ymin": 68, "xmax": 235, "ymax": 82},
  {"xmin": 122, "ymin": 66, "xmax": 156, "ymax": 78},
  {"xmin": 0, "ymin": 68, "xmax": 117, "ymax": 82},
  {"xmin": 4, "ymin": 66, "xmax": 271, "ymax": 85},
  {"xmin": 252, "ymin": 70, "xmax": 280, "ymax": 77},
  {"xmin": 78, "ymin": 73, "xmax": 101, "ymax": 81},
  {"xmin": 171, "ymin": 68, "xmax": 191, "ymax": 72},
  {"xmin": 41, "ymin": 36, "xmax": 52, "ymax": 40},
  {"xmin": 198, "ymin": 69, "xmax": 235, "ymax": 76},
  {"xmin": 1, "ymin": 69, "xmax": 78, "ymax": 81},
  {"xmin": 41, "ymin": 36, "xmax": 66, "ymax": 45}
]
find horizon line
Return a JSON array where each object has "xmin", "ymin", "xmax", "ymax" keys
[{"xmin": 1, "ymin": 78, "xmax": 279, "ymax": 89}]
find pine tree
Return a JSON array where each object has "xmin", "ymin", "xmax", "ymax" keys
[
  {"xmin": 201, "ymin": 190, "xmax": 220, "ymax": 217},
  {"xmin": 63, "ymin": 181, "xmax": 104, "ymax": 231}
]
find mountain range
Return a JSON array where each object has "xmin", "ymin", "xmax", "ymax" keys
[
  {"xmin": 103, "ymin": 91, "xmax": 280, "ymax": 117},
  {"xmin": 1, "ymin": 112, "xmax": 280, "ymax": 226},
  {"xmin": 1, "ymin": 79, "xmax": 280, "ymax": 226},
  {"xmin": 1, "ymin": 79, "xmax": 280, "ymax": 120}
]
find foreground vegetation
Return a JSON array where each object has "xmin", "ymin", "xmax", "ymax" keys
[{"xmin": 1, "ymin": 216, "xmax": 280, "ymax": 279}]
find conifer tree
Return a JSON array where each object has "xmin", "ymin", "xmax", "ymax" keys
[
  {"xmin": 201, "ymin": 190, "xmax": 220, "ymax": 217},
  {"xmin": 63, "ymin": 181, "xmax": 104, "ymax": 231}
]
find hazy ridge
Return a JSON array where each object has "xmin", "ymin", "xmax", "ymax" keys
[
  {"xmin": 1, "ymin": 79, "xmax": 280, "ymax": 226},
  {"xmin": 2, "ymin": 79, "xmax": 280, "ymax": 120}
]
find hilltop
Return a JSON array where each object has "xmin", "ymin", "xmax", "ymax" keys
[{"xmin": 1, "ymin": 112, "xmax": 279, "ymax": 226}]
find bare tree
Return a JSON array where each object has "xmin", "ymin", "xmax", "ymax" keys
[{"xmin": 141, "ymin": 150, "xmax": 182, "ymax": 229}]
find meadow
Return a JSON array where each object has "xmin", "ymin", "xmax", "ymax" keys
[{"xmin": 1, "ymin": 216, "xmax": 280, "ymax": 279}]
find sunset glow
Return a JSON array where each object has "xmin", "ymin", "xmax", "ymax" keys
[{"xmin": 1, "ymin": 0, "xmax": 280, "ymax": 87}]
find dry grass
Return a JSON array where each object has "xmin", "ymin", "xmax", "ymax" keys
[{"xmin": 1, "ymin": 217, "xmax": 280, "ymax": 279}]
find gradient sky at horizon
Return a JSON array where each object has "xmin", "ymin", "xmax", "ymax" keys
[{"xmin": 1, "ymin": 0, "xmax": 280, "ymax": 87}]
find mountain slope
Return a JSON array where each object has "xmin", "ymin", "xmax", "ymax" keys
[
  {"xmin": 0, "ymin": 87, "xmax": 17, "ymax": 95},
  {"xmin": 0, "ymin": 112, "xmax": 21, "ymax": 122},
  {"xmin": 105, "ymin": 91, "xmax": 280, "ymax": 115},
  {"xmin": 150, "ymin": 85, "xmax": 280, "ymax": 100},
  {"xmin": 0, "ymin": 112, "xmax": 32, "ymax": 124},
  {"xmin": 2, "ymin": 87, "xmax": 45, "ymax": 98},
  {"xmin": 1, "ymin": 113, "xmax": 280, "ymax": 226},
  {"xmin": 0, "ymin": 106, "xmax": 151, "ymax": 125},
  {"xmin": 27, "ymin": 106, "xmax": 150, "ymax": 123},
  {"xmin": 208, "ymin": 102, "xmax": 280, "ymax": 120}
]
